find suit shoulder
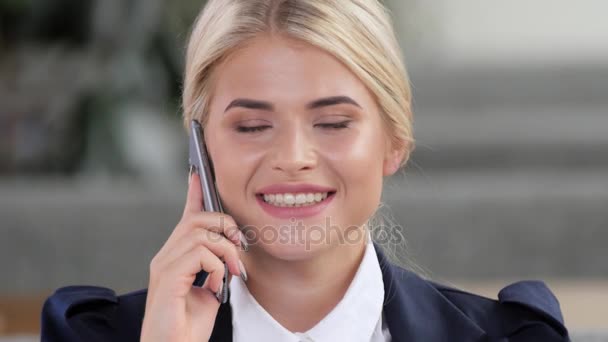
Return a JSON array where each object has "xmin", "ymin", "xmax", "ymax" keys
[
  {"xmin": 431, "ymin": 279, "xmax": 570, "ymax": 340},
  {"xmin": 41, "ymin": 285, "xmax": 147, "ymax": 342}
]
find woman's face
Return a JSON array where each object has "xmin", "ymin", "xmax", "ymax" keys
[{"xmin": 204, "ymin": 34, "xmax": 402, "ymax": 260}]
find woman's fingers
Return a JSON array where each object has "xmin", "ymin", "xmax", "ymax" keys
[
  {"xmin": 184, "ymin": 170, "xmax": 204, "ymax": 215},
  {"xmin": 159, "ymin": 213, "xmax": 242, "ymax": 262},
  {"xmin": 161, "ymin": 228, "xmax": 242, "ymax": 279},
  {"xmin": 142, "ymin": 169, "xmax": 241, "ymax": 342},
  {"xmin": 174, "ymin": 171, "xmax": 242, "ymax": 247},
  {"xmin": 162, "ymin": 244, "xmax": 226, "ymax": 297},
  {"xmin": 185, "ymin": 213, "xmax": 243, "ymax": 247}
]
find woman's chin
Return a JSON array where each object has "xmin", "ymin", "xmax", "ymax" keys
[
  {"xmin": 238, "ymin": 217, "xmax": 351, "ymax": 260},
  {"xmin": 246, "ymin": 234, "xmax": 332, "ymax": 261}
]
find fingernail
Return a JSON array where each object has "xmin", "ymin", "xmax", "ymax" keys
[
  {"xmin": 238, "ymin": 260, "xmax": 248, "ymax": 282},
  {"xmin": 240, "ymin": 233, "xmax": 249, "ymax": 252},
  {"xmin": 215, "ymin": 282, "xmax": 223, "ymax": 303},
  {"xmin": 188, "ymin": 165, "xmax": 193, "ymax": 185}
]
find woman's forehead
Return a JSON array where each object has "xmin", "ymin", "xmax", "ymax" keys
[{"xmin": 211, "ymin": 36, "xmax": 375, "ymax": 109}]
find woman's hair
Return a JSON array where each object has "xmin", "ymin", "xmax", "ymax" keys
[{"xmin": 181, "ymin": 0, "xmax": 425, "ymax": 275}]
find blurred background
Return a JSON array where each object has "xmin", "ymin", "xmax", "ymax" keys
[{"xmin": 1, "ymin": 0, "xmax": 606, "ymax": 340}]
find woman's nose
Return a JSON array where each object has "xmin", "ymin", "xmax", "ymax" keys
[{"xmin": 270, "ymin": 125, "xmax": 317, "ymax": 176}]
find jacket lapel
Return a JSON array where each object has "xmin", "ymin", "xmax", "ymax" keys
[
  {"xmin": 374, "ymin": 242, "xmax": 487, "ymax": 342},
  {"xmin": 209, "ymin": 243, "xmax": 488, "ymax": 342}
]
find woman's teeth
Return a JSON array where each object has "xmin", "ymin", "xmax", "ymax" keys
[{"xmin": 262, "ymin": 192, "xmax": 329, "ymax": 207}]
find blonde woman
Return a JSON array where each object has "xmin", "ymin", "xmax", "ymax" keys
[{"xmin": 41, "ymin": 1, "xmax": 569, "ymax": 341}]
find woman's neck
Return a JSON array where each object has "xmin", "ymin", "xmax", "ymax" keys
[{"xmin": 239, "ymin": 230, "xmax": 369, "ymax": 332}]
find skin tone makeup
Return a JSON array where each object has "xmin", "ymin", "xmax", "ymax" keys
[{"xmin": 203, "ymin": 34, "xmax": 403, "ymax": 332}]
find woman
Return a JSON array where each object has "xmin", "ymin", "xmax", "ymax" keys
[{"xmin": 41, "ymin": 0, "xmax": 570, "ymax": 341}]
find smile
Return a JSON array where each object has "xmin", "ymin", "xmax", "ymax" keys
[
  {"xmin": 255, "ymin": 191, "xmax": 336, "ymax": 219},
  {"xmin": 261, "ymin": 192, "xmax": 331, "ymax": 207}
]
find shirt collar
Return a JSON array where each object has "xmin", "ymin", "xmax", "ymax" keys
[
  {"xmin": 211, "ymin": 241, "xmax": 559, "ymax": 342},
  {"xmin": 229, "ymin": 233, "xmax": 385, "ymax": 342}
]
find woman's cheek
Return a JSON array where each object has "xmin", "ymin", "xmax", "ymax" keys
[
  {"xmin": 324, "ymin": 129, "xmax": 378, "ymax": 168},
  {"xmin": 214, "ymin": 144, "xmax": 264, "ymax": 191}
]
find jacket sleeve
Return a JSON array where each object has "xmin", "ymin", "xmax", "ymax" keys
[
  {"xmin": 497, "ymin": 280, "xmax": 570, "ymax": 341},
  {"xmin": 40, "ymin": 286, "xmax": 120, "ymax": 342}
]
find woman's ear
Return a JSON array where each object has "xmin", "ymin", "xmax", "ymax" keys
[{"xmin": 383, "ymin": 143, "xmax": 409, "ymax": 176}]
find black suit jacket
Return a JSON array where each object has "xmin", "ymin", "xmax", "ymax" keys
[{"xmin": 41, "ymin": 243, "xmax": 570, "ymax": 341}]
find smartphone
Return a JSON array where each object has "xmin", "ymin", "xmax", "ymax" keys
[{"xmin": 188, "ymin": 119, "xmax": 229, "ymax": 303}]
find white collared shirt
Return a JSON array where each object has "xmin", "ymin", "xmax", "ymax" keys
[{"xmin": 229, "ymin": 235, "xmax": 391, "ymax": 342}]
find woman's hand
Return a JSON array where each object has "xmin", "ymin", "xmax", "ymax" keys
[{"xmin": 140, "ymin": 171, "xmax": 245, "ymax": 342}]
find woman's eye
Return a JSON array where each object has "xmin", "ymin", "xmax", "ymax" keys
[
  {"xmin": 236, "ymin": 125, "xmax": 271, "ymax": 133},
  {"xmin": 235, "ymin": 121, "xmax": 351, "ymax": 133},
  {"xmin": 316, "ymin": 121, "xmax": 351, "ymax": 129}
]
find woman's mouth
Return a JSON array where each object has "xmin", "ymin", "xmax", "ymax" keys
[
  {"xmin": 255, "ymin": 191, "xmax": 336, "ymax": 219},
  {"xmin": 261, "ymin": 192, "xmax": 332, "ymax": 206}
]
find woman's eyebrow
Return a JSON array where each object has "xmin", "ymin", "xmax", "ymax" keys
[
  {"xmin": 306, "ymin": 96, "xmax": 362, "ymax": 109},
  {"xmin": 224, "ymin": 98, "xmax": 273, "ymax": 112},
  {"xmin": 224, "ymin": 95, "xmax": 361, "ymax": 113}
]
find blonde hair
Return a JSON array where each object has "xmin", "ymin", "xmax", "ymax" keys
[
  {"xmin": 182, "ymin": 0, "xmax": 414, "ymax": 168},
  {"xmin": 181, "ymin": 0, "xmax": 424, "ymax": 273}
]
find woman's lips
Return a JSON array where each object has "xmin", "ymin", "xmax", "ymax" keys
[{"xmin": 255, "ymin": 192, "xmax": 336, "ymax": 219}]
